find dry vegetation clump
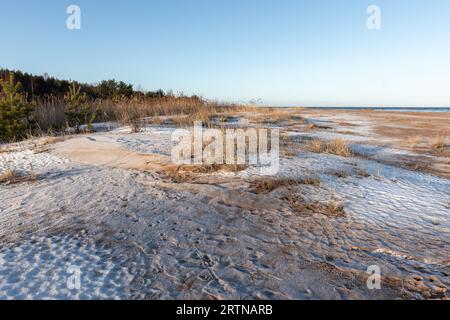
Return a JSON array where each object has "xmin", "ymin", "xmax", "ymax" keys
[
  {"xmin": 41, "ymin": 136, "xmax": 67, "ymax": 145},
  {"xmin": 173, "ymin": 164, "xmax": 247, "ymax": 174},
  {"xmin": 254, "ymin": 108, "xmax": 303, "ymax": 126},
  {"xmin": 307, "ymin": 139, "xmax": 325, "ymax": 153},
  {"xmin": 33, "ymin": 95, "xmax": 67, "ymax": 132},
  {"xmin": 0, "ymin": 146, "xmax": 13, "ymax": 153},
  {"xmin": 406, "ymin": 136, "xmax": 422, "ymax": 149},
  {"xmin": 432, "ymin": 134, "xmax": 448, "ymax": 150},
  {"xmin": 284, "ymin": 193, "xmax": 346, "ymax": 217},
  {"xmin": 326, "ymin": 169, "xmax": 351, "ymax": 178},
  {"xmin": 358, "ymin": 165, "xmax": 370, "ymax": 177},
  {"xmin": 326, "ymin": 165, "xmax": 370, "ymax": 179},
  {"xmin": 338, "ymin": 121, "xmax": 359, "ymax": 127},
  {"xmin": 28, "ymin": 136, "xmax": 68, "ymax": 154},
  {"xmin": 0, "ymin": 169, "xmax": 38, "ymax": 185},
  {"xmin": 326, "ymin": 139, "xmax": 353, "ymax": 157},
  {"xmin": 113, "ymin": 97, "xmax": 146, "ymax": 132},
  {"xmin": 336, "ymin": 130, "xmax": 356, "ymax": 135},
  {"xmin": 306, "ymin": 139, "xmax": 353, "ymax": 157},
  {"xmin": 96, "ymin": 95, "xmax": 246, "ymax": 129},
  {"xmin": 249, "ymin": 176, "xmax": 320, "ymax": 194},
  {"xmin": 160, "ymin": 163, "xmax": 248, "ymax": 183},
  {"xmin": 307, "ymin": 123, "xmax": 332, "ymax": 130}
]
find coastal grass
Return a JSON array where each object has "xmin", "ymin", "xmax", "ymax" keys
[
  {"xmin": 307, "ymin": 139, "xmax": 352, "ymax": 157},
  {"xmin": 432, "ymin": 134, "xmax": 448, "ymax": 150},
  {"xmin": 249, "ymin": 176, "xmax": 320, "ymax": 194},
  {"xmin": 0, "ymin": 169, "xmax": 38, "ymax": 185}
]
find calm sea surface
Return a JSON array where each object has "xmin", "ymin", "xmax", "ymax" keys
[{"xmin": 302, "ymin": 107, "xmax": 450, "ymax": 112}]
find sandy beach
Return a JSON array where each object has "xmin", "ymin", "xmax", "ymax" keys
[{"xmin": 0, "ymin": 109, "xmax": 448, "ymax": 300}]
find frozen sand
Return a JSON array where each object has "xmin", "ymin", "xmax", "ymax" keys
[{"xmin": 0, "ymin": 115, "xmax": 448, "ymax": 300}]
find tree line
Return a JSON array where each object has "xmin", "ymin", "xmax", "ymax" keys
[{"xmin": 0, "ymin": 69, "xmax": 167, "ymax": 100}]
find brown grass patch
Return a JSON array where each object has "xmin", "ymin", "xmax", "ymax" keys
[
  {"xmin": 285, "ymin": 194, "xmax": 346, "ymax": 217},
  {"xmin": 307, "ymin": 123, "xmax": 332, "ymax": 130},
  {"xmin": 326, "ymin": 170, "xmax": 351, "ymax": 178},
  {"xmin": 160, "ymin": 163, "xmax": 247, "ymax": 183},
  {"xmin": 249, "ymin": 176, "xmax": 320, "ymax": 194},
  {"xmin": 306, "ymin": 139, "xmax": 352, "ymax": 157},
  {"xmin": 358, "ymin": 165, "xmax": 370, "ymax": 177},
  {"xmin": 336, "ymin": 130, "xmax": 356, "ymax": 135},
  {"xmin": 173, "ymin": 164, "xmax": 247, "ymax": 174},
  {"xmin": 0, "ymin": 146, "xmax": 13, "ymax": 153},
  {"xmin": 0, "ymin": 170, "xmax": 38, "ymax": 185},
  {"xmin": 432, "ymin": 134, "xmax": 448, "ymax": 150},
  {"xmin": 42, "ymin": 136, "xmax": 67, "ymax": 145},
  {"xmin": 253, "ymin": 108, "xmax": 305, "ymax": 126},
  {"xmin": 338, "ymin": 121, "xmax": 359, "ymax": 127},
  {"xmin": 30, "ymin": 136, "xmax": 68, "ymax": 154}
]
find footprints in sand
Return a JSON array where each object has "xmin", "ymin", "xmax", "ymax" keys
[{"xmin": 0, "ymin": 234, "xmax": 135, "ymax": 299}]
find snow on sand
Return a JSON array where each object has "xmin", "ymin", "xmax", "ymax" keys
[{"xmin": 0, "ymin": 118, "xmax": 448, "ymax": 300}]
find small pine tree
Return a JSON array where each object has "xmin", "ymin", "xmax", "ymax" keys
[
  {"xmin": 0, "ymin": 73, "xmax": 34, "ymax": 141},
  {"xmin": 64, "ymin": 82, "xmax": 97, "ymax": 132}
]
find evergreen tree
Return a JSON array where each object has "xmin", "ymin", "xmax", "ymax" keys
[
  {"xmin": 0, "ymin": 73, "xmax": 34, "ymax": 140},
  {"xmin": 64, "ymin": 82, "xmax": 97, "ymax": 132}
]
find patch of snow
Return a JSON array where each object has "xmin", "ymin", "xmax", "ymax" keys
[
  {"xmin": 0, "ymin": 234, "xmax": 135, "ymax": 300},
  {"xmin": 0, "ymin": 150, "xmax": 68, "ymax": 174}
]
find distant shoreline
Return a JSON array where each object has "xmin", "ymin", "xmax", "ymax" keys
[{"xmin": 301, "ymin": 107, "xmax": 450, "ymax": 112}]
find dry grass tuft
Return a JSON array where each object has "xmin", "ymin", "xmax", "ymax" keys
[
  {"xmin": 285, "ymin": 194, "xmax": 346, "ymax": 217},
  {"xmin": 432, "ymin": 134, "xmax": 448, "ymax": 150},
  {"xmin": 254, "ymin": 108, "xmax": 304, "ymax": 126},
  {"xmin": 358, "ymin": 165, "xmax": 370, "ymax": 177},
  {"xmin": 336, "ymin": 130, "xmax": 356, "ymax": 135},
  {"xmin": 306, "ymin": 139, "xmax": 352, "ymax": 157},
  {"xmin": 325, "ymin": 200, "xmax": 346, "ymax": 216},
  {"xmin": 406, "ymin": 136, "xmax": 422, "ymax": 149},
  {"xmin": 0, "ymin": 169, "xmax": 38, "ymax": 185},
  {"xmin": 307, "ymin": 140, "xmax": 325, "ymax": 153},
  {"xmin": 0, "ymin": 146, "xmax": 14, "ymax": 153},
  {"xmin": 42, "ymin": 136, "xmax": 67, "ymax": 145},
  {"xmin": 249, "ymin": 176, "xmax": 320, "ymax": 193},
  {"xmin": 161, "ymin": 163, "xmax": 247, "ymax": 183},
  {"xmin": 174, "ymin": 164, "xmax": 247, "ymax": 174},
  {"xmin": 29, "ymin": 136, "xmax": 66, "ymax": 154},
  {"xmin": 326, "ymin": 169, "xmax": 351, "ymax": 178},
  {"xmin": 326, "ymin": 139, "xmax": 353, "ymax": 157}
]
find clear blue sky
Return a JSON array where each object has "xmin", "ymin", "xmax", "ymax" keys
[{"xmin": 1, "ymin": 0, "xmax": 449, "ymax": 107}]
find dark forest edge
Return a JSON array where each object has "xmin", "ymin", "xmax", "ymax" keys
[{"xmin": 1, "ymin": 69, "xmax": 168, "ymax": 100}]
